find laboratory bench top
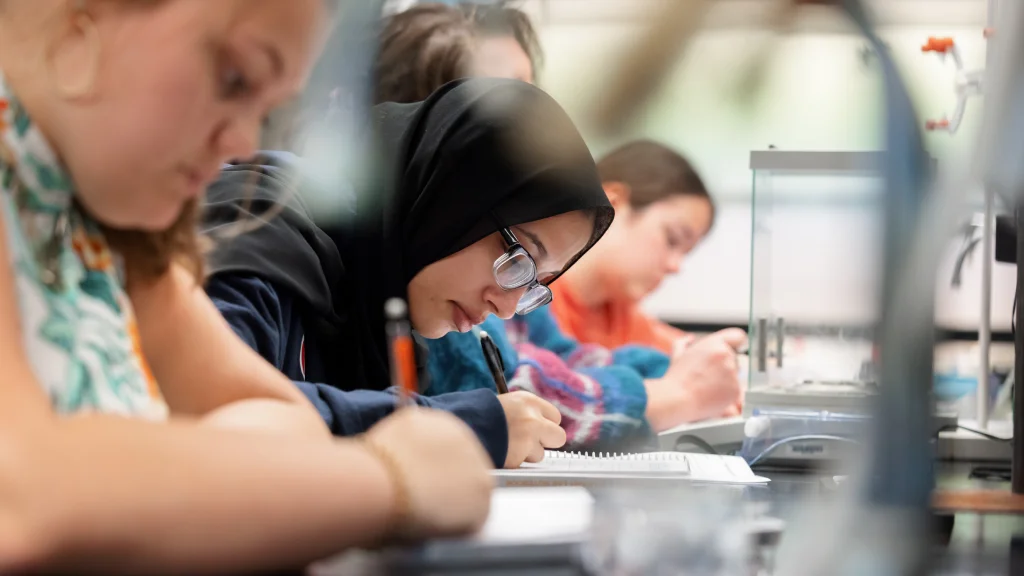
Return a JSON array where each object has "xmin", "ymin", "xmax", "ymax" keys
[
  {"xmin": 308, "ymin": 462, "xmax": 1024, "ymax": 576},
  {"xmin": 741, "ymin": 462, "xmax": 1024, "ymax": 576}
]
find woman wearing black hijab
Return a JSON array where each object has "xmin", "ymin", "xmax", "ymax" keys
[{"xmin": 203, "ymin": 78, "xmax": 614, "ymax": 469}]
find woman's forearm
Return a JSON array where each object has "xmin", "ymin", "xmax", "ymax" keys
[
  {"xmin": 200, "ymin": 397, "xmax": 331, "ymax": 439},
  {"xmin": 643, "ymin": 378, "xmax": 698, "ymax": 432},
  {"xmin": 3, "ymin": 416, "xmax": 393, "ymax": 574}
]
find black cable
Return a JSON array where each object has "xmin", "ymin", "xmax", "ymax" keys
[
  {"xmin": 672, "ymin": 435, "xmax": 721, "ymax": 455},
  {"xmin": 1013, "ymin": 289, "xmax": 1017, "ymax": 339},
  {"xmin": 937, "ymin": 424, "xmax": 1013, "ymax": 443}
]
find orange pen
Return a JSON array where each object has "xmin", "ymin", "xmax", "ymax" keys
[{"xmin": 385, "ymin": 298, "xmax": 418, "ymax": 406}]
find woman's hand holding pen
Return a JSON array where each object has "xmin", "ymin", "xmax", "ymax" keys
[
  {"xmin": 498, "ymin": 392, "xmax": 567, "ymax": 468},
  {"xmin": 475, "ymin": 332, "xmax": 564, "ymax": 467},
  {"xmin": 644, "ymin": 329, "xmax": 746, "ymax": 431},
  {"xmin": 364, "ymin": 408, "xmax": 493, "ymax": 540}
]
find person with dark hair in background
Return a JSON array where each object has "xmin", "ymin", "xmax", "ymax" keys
[
  {"xmin": 261, "ymin": 2, "xmax": 541, "ymax": 151},
  {"xmin": 550, "ymin": 140, "xmax": 724, "ymax": 354},
  {"xmin": 375, "ymin": 2, "xmax": 541, "ymax": 103}
]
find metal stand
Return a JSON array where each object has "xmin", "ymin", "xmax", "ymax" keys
[
  {"xmin": 756, "ymin": 317, "xmax": 768, "ymax": 373},
  {"xmin": 978, "ymin": 0, "xmax": 999, "ymax": 433},
  {"xmin": 979, "ymin": 189, "xmax": 994, "ymax": 430},
  {"xmin": 1013, "ymin": 205, "xmax": 1024, "ymax": 493}
]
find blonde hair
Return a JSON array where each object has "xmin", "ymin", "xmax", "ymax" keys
[
  {"xmin": 0, "ymin": 1, "xmax": 199, "ymax": 283},
  {"xmin": 105, "ymin": 0, "xmax": 340, "ymax": 284},
  {"xmin": 1, "ymin": 0, "xmax": 342, "ymax": 285}
]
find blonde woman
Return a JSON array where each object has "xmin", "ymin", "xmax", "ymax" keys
[{"xmin": 0, "ymin": 1, "xmax": 491, "ymax": 572}]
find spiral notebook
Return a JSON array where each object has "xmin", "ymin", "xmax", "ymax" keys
[
  {"xmin": 495, "ymin": 450, "xmax": 769, "ymax": 486},
  {"xmin": 520, "ymin": 451, "xmax": 691, "ymax": 475}
]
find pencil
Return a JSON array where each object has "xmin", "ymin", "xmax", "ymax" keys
[{"xmin": 385, "ymin": 298, "xmax": 418, "ymax": 406}]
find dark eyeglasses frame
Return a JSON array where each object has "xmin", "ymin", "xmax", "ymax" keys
[{"xmin": 494, "ymin": 227, "xmax": 553, "ymax": 314}]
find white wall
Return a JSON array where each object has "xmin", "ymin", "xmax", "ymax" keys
[{"xmin": 524, "ymin": 0, "xmax": 1013, "ymax": 331}]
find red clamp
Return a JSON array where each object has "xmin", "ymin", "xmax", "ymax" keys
[{"xmin": 921, "ymin": 37, "xmax": 955, "ymax": 53}]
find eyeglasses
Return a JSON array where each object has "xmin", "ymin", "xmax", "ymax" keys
[{"xmin": 493, "ymin": 228, "xmax": 553, "ymax": 315}]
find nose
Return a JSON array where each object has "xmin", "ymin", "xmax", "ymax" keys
[
  {"xmin": 213, "ymin": 115, "xmax": 261, "ymax": 162},
  {"xmin": 487, "ymin": 285, "xmax": 528, "ymax": 320},
  {"xmin": 665, "ymin": 252, "xmax": 684, "ymax": 275}
]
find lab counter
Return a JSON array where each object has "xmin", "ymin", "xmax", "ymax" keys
[{"xmin": 311, "ymin": 462, "xmax": 1024, "ymax": 575}]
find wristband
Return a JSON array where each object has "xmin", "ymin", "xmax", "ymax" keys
[{"xmin": 360, "ymin": 437, "xmax": 411, "ymax": 540}]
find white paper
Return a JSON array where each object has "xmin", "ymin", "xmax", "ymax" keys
[
  {"xmin": 473, "ymin": 487, "xmax": 594, "ymax": 544},
  {"xmin": 684, "ymin": 453, "xmax": 769, "ymax": 484}
]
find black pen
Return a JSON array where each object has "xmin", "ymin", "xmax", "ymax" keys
[{"xmin": 478, "ymin": 330, "xmax": 509, "ymax": 394}]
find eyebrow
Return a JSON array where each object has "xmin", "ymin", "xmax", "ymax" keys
[
  {"xmin": 259, "ymin": 42, "xmax": 284, "ymax": 79},
  {"xmin": 675, "ymin": 225, "xmax": 695, "ymax": 239},
  {"xmin": 516, "ymin": 227, "xmax": 548, "ymax": 260}
]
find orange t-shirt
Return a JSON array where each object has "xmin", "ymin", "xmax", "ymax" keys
[{"xmin": 548, "ymin": 280, "xmax": 685, "ymax": 354}]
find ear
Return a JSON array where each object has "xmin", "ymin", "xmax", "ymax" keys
[{"xmin": 602, "ymin": 182, "xmax": 632, "ymax": 211}]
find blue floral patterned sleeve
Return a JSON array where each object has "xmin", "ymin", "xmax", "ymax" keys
[{"xmin": 426, "ymin": 306, "xmax": 671, "ymax": 448}]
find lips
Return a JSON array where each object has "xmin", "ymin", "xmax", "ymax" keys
[
  {"xmin": 180, "ymin": 165, "xmax": 220, "ymax": 197},
  {"xmin": 452, "ymin": 302, "xmax": 473, "ymax": 333},
  {"xmin": 451, "ymin": 302, "xmax": 487, "ymax": 333}
]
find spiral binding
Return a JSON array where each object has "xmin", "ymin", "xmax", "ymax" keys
[{"xmin": 545, "ymin": 451, "xmax": 685, "ymax": 461}]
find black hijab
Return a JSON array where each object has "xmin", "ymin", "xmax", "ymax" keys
[{"xmin": 203, "ymin": 78, "xmax": 613, "ymax": 392}]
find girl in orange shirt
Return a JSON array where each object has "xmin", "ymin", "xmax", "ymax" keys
[{"xmin": 550, "ymin": 140, "xmax": 715, "ymax": 354}]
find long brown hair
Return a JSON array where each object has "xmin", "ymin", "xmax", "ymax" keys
[
  {"xmin": 596, "ymin": 140, "xmax": 715, "ymax": 224},
  {"xmin": 101, "ymin": 200, "xmax": 205, "ymax": 284},
  {"xmin": 374, "ymin": 2, "xmax": 542, "ymax": 104}
]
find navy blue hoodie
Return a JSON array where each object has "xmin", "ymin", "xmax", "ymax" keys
[
  {"xmin": 203, "ymin": 153, "xmax": 509, "ymax": 467},
  {"xmin": 202, "ymin": 80, "xmax": 612, "ymax": 470}
]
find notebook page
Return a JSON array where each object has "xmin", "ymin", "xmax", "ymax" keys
[{"xmin": 519, "ymin": 451, "xmax": 690, "ymax": 475}]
